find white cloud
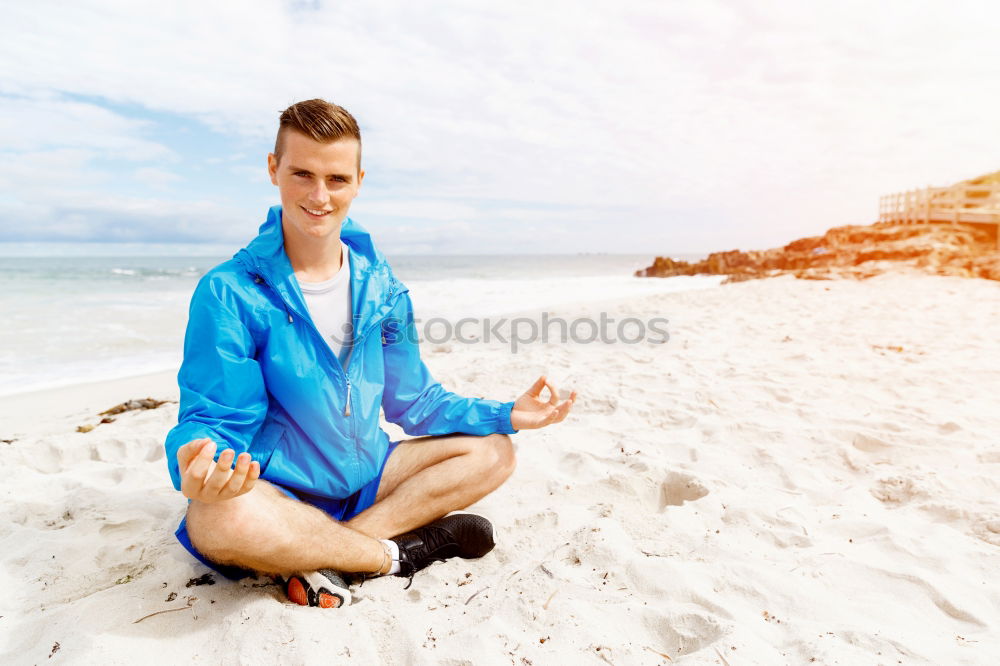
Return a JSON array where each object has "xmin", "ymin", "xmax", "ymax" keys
[
  {"xmin": 133, "ymin": 167, "xmax": 182, "ymax": 189},
  {"xmin": 352, "ymin": 198, "xmax": 480, "ymax": 222},
  {"xmin": 0, "ymin": 96, "xmax": 176, "ymax": 161},
  {"xmin": 0, "ymin": 149, "xmax": 109, "ymax": 192},
  {"xmin": 0, "ymin": 193, "xmax": 255, "ymax": 243},
  {"xmin": 228, "ymin": 164, "xmax": 272, "ymax": 185},
  {"xmin": 0, "ymin": 0, "xmax": 998, "ymax": 252}
]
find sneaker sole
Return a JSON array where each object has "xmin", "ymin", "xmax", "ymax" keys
[{"xmin": 285, "ymin": 570, "xmax": 351, "ymax": 608}]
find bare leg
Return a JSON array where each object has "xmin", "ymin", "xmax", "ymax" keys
[
  {"xmin": 348, "ymin": 433, "xmax": 515, "ymax": 538},
  {"xmin": 185, "ymin": 480, "xmax": 386, "ymax": 575},
  {"xmin": 183, "ymin": 433, "xmax": 515, "ymax": 576}
]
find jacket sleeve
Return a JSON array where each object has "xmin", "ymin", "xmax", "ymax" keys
[
  {"xmin": 380, "ymin": 290, "xmax": 517, "ymax": 437},
  {"xmin": 163, "ymin": 275, "xmax": 269, "ymax": 491}
]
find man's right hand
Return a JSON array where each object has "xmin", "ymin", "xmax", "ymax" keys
[{"xmin": 177, "ymin": 438, "xmax": 261, "ymax": 502}]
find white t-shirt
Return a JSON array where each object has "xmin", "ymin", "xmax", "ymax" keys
[{"xmin": 296, "ymin": 242, "xmax": 354, "ymax": 367}]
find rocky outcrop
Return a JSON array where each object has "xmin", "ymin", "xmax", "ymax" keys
[{"xmin": 636, "ymin": 222, "xmax": 1000, "ymax": 282}]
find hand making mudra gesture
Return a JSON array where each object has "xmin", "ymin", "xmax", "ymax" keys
[{"xmin": 509, "ymin": 375, "xmax": 577, "ymax": 430}]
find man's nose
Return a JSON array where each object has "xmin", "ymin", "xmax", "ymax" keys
[{"xmin": 308, "ymin": 180, "xmax": 329, "ymax": 203}]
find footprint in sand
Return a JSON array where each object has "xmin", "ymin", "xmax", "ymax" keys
[
  {"xmin": 88, "ymin": 438, "xmax": 128, "ymax": 463},
  {"xmin": 917, "ymin": 502, "xmax": 967, "ymax": 523},
  {"xmin": 41, "ymin": 509, "xmax": 75, "ymax": 530},
  {"xmin": 99, "ymin": 518, "xmax": 146, "ymax": 537},
  {"xmin": 559, "ymin": 451, "xmax": 604, "ymax": 479},
  {"xmin": 766, "ymin": 388, "xmax": 794, "ymax": 404},
  {"xmin": 870, "ymin": 476, "xmax": 923, "ymax": 504},
  {"xmin": 971, "ymin": 517, "xmax": 1000, "ymax": 547},
  {"xmin": 877, "ymin": 568, "xmax": 987, "ymax": 626},
  {"xmin": 658, "ymin": 472, "xmax": 709, "ymax": 510},
  {"xmin": 847, "ymin": 433, "xmax": 895, "ymax": 467},
  {"xmin": 21, "ymin": 440, "xmax": 65, "ymax": 474},
  {"xmin": 576, "ymin": 396, "xmax": 617, "ymax": 415},
  {"xmin": 95, "ymin": 466, "xmax": 127, "ymax": 485},
  {"xmin": 852, "ymin": 433, "xmax": 893, "ymax": 453},
  {"xmin": 9, "ymin": 503, "xmax": 66, "ymax": 529},
  {"xmin": 513, "ymin": 510, "xmax": 559, "ymax": 530},
  {"xmin": 642, "ymin": 607, "xmax": 726, "ymax": 658},
  {"xmin": 144, "ymin": 442, "xmax": 165, "ymax": 462}
]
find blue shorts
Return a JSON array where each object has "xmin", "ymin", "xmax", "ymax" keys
[{"xmin": 175, "ymin": 440, "xmax": 400, "ymax": 580}]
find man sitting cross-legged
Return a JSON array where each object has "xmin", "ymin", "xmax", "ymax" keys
[{"xmin": 164, "ymin": 99, "xmax": 576, "ymax": 608}]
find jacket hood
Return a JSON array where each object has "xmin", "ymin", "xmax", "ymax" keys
[
  {"xmin": 236, "ymin": 205, "xmax": 385, "ymax": 273},
  {"xmin": 233, "ymin": 205, "xmax": 401, "ymax": 332}
]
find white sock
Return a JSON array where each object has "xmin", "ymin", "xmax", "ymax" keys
[{"xmin": 380, "ymin": 539, "xmax": 401, "ymax": 575}]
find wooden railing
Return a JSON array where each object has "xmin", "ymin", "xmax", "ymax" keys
[{"xmin": 879, "ymin": 183, "xmax": 1000, "ymax": 225}]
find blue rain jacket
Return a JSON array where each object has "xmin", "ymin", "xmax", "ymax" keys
[{"xmin": 164, "ymin": 205, "xmax": 516, "ymax": 499}]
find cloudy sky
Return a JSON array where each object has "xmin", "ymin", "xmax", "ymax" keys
[{"xmin": 1, "ymin": 0, "xmax": 998, "ymax": 254}]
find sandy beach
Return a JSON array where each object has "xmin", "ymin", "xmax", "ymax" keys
[{"xmin": 1, "ymin": 272, "xmax": 998, "ymax": 665}]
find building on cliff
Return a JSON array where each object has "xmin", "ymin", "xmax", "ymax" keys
[{"xmin": 879, "ymin": 170, "xmax": 1000, "ymax": 247}]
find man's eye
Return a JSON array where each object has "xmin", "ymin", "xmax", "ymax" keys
[{"xmin": 294, "ymin": 172, "xmax": 309, "ymax": 177}]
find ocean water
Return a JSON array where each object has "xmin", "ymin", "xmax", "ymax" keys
[{"xmin": 0, "ymin": 244, "xmax": 717, "ymax": 397}]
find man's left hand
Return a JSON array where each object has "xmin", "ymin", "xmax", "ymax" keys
[{"xmin": 510, "ymin": 375, "xmax": 577, "ymax": 430}]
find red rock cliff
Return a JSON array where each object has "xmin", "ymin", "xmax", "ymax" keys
[{"xmin": 637, "ymin": 222, "xmax": 1000, "ymax": 282}]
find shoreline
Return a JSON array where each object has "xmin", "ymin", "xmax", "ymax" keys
[
  {"xmin": 0, "ymin": 273, "xmax": 725, "ymax": 404},
  {"xmin": 0, "ymin": 369, "xmax": 179, "ymax": 439}
]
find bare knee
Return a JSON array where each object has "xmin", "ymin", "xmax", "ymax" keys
[
  {"xmin": 481, "ymin": 433, "xmax": 516, "ymax": 483},
  {"xmin": 186, "ymin": 497, "xmax": 245, "ymax": 562},
  {"xmin": 185, "ymin": 483, "xmax": 281, "ymax": 562}
]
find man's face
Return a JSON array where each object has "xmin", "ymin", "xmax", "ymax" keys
[{"xmin": 267, "ymin": 130, "xmax": 365, "ymax": 242}]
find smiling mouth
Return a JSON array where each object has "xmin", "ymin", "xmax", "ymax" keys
[{"xmin": 302, "ymin": 206, "xmax": 332, "ymax": 217}]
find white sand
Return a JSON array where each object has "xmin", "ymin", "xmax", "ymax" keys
[{"xmin": 1, "ymin": 273, "xmax": 998, "ymax": 665}]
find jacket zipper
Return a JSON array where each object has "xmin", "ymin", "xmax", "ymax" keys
[
  {"xmin": 252, "ymin": 272, "xmax": 350, "ymax": 392},
  {"xmin": 252, "ymin": 270, "xmax": 403, "ymax": 432}
]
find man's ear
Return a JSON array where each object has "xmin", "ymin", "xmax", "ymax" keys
[
  {"xmin": 357, "ymin": 168, "xmax": 365, "ymax": 189},
  {"xmin": 267, "ymin": 153, "xmax": 279, "ymax": 186}
]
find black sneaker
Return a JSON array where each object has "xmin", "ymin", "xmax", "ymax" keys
[
  {"xmin": 391, "ymin": 513, "xmax": 496, "ymax": 587},
  {"xmin": 285, "ymin": 569, "xmax": 351, "ymax": 608}
]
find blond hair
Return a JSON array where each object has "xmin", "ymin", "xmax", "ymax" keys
[{"xmin": 274, "ymin": 99, "xmax": 362, "ymax": 169}]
